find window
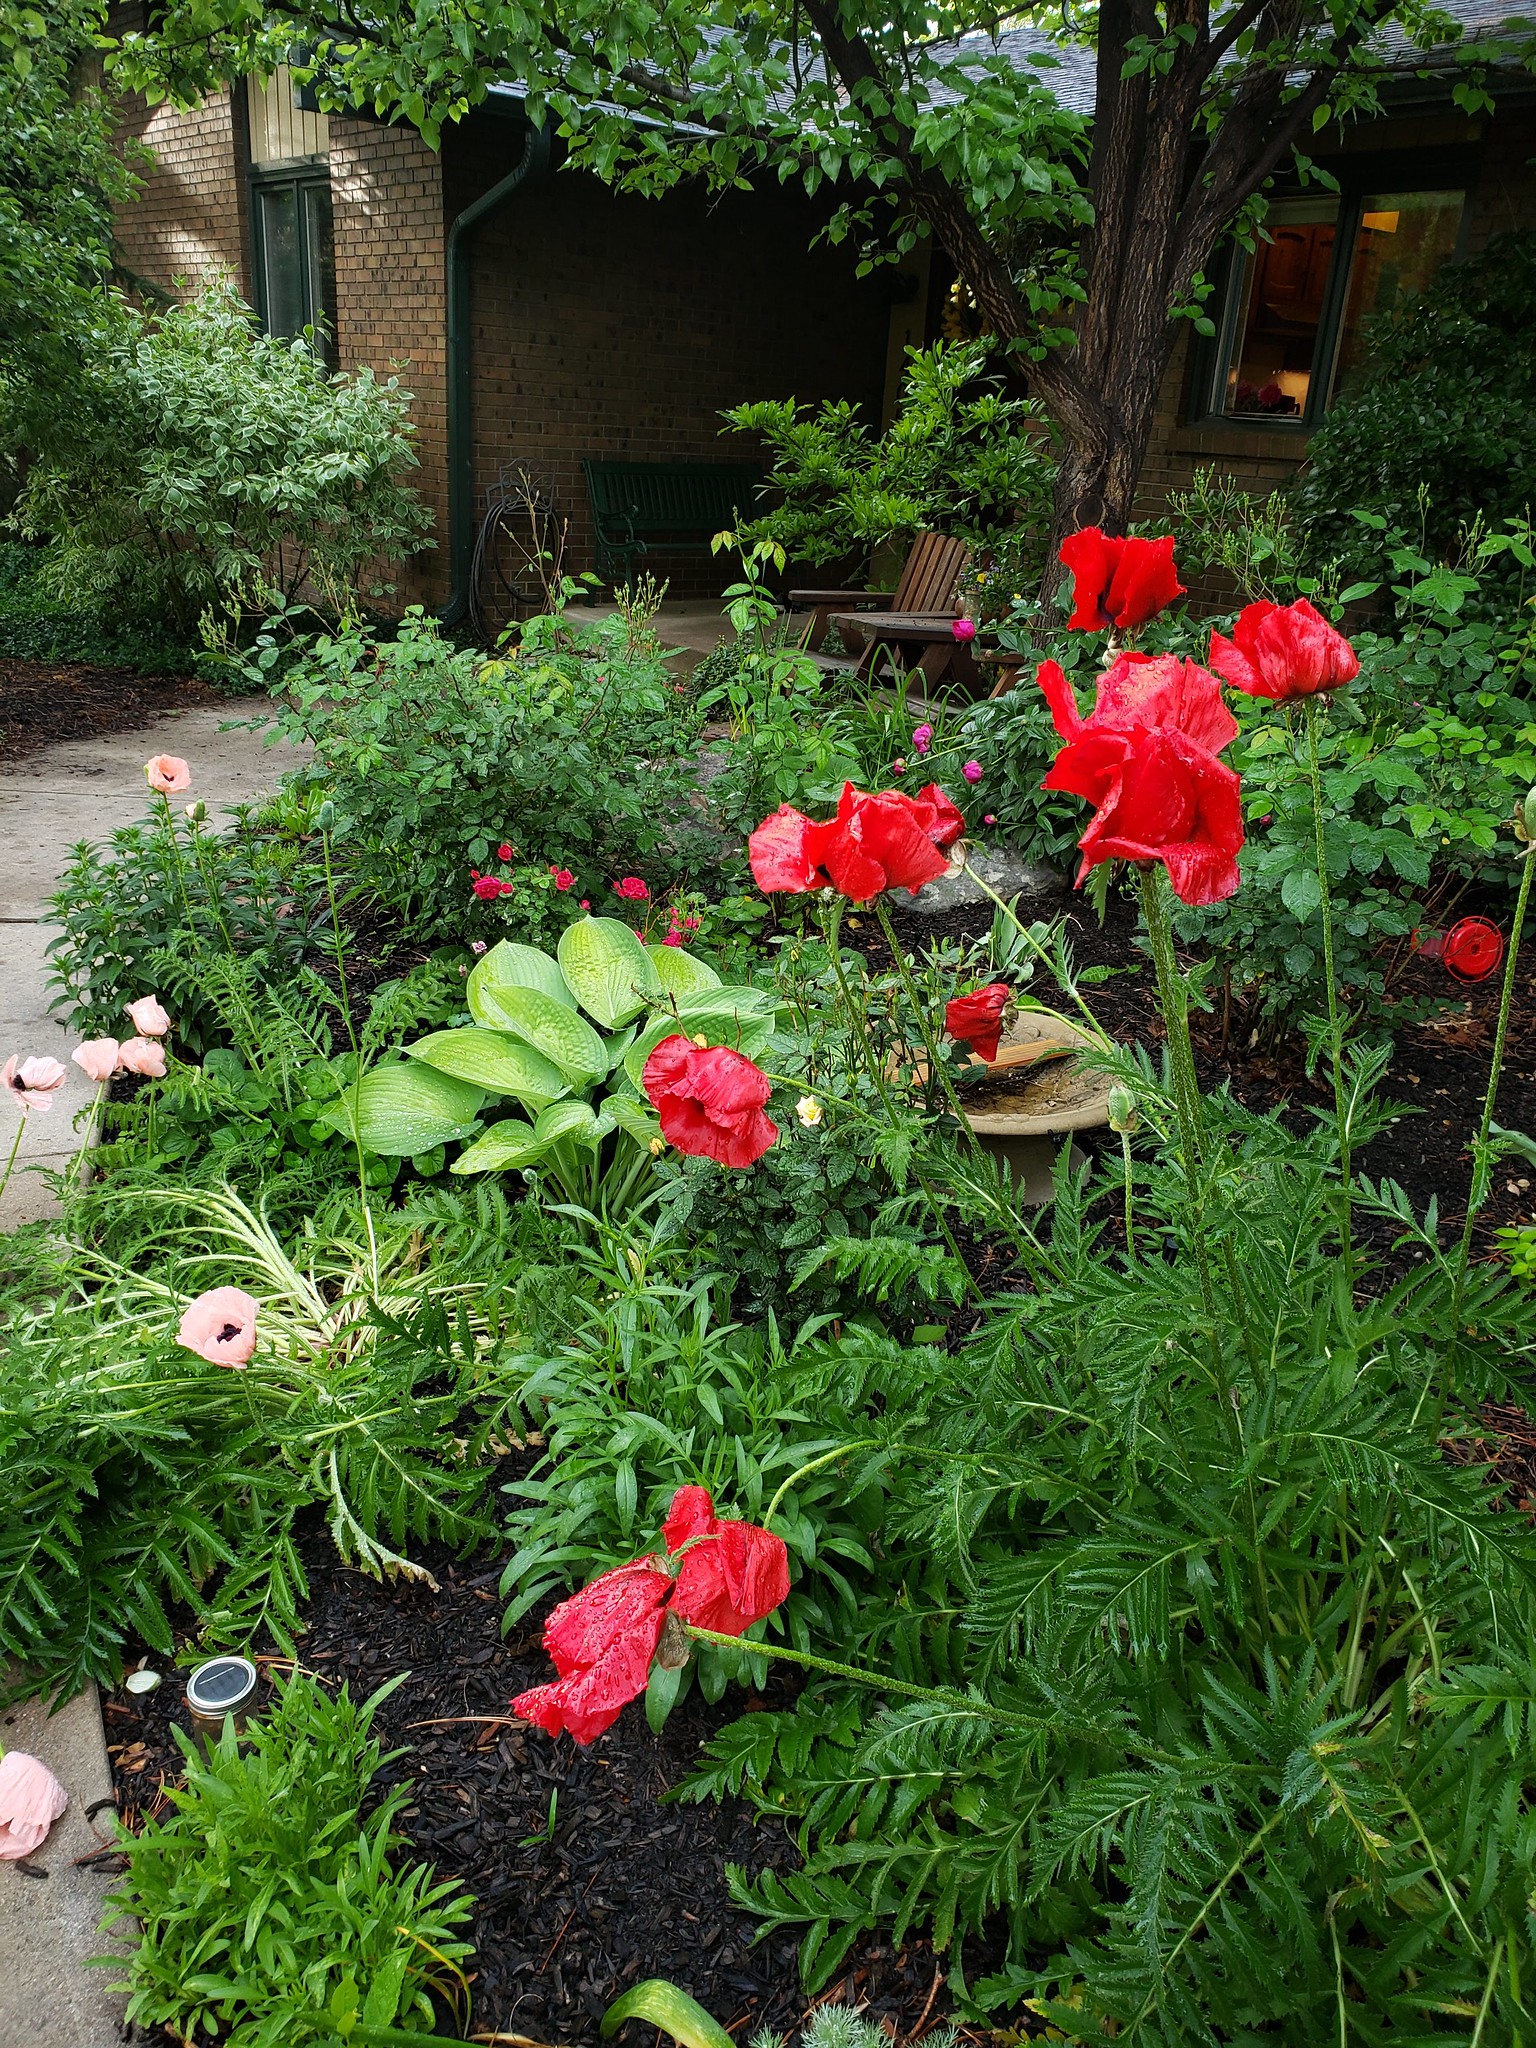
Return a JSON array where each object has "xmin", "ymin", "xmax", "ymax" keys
[
  {"xmin": 246, "ymin": 67, "xmax": 334, "ymax": 362},
  {"xmin": 250, "ymin": 168, "xmax": 336, "ymax": 361},
  {"xmin": 1202, "ymin": 170, "xmax": 1468, "ymax": 429}
]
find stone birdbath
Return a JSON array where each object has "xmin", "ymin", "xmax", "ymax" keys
[{"xmin": 958, "ymin": 1013, "xmax": 1114, "ymax": 1204}]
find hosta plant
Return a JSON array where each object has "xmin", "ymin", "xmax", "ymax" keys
[{"xmin": 336, "ymin": 917, "xmax": 780, "ymax": 1206}]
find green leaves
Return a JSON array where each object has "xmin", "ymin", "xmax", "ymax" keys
[
  {"xmin": 623, "ymin": 987, "xmax": 779, "ymax": 1090},
  {"xmin": 468, "ymin": 938, "xmax": 576, "ymax": 1014},
  {"xmin": 557, "ymin": 914, "xmax": 661, "ymax": 1027},
  {"xmin": 601, "ymin": 1980, "xmax": 734, "ymax": 2048},
  {"xmin": 322, "ymin": 1062, "xmax": 485, "ymax": 1156},
  {"xmin": 406, "ymin": 1027, "xmax": 569, "ymax": 1109},
  {"xmin": 470, "ymin": 982, "xmax": 609, "ymax": 1088}
]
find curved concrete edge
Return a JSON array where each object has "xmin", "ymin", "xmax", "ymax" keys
[{"xmin": 0, "ymin": 1675, "xmax": 129, "ymax": 2047}]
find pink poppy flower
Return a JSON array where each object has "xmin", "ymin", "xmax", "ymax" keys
[
  {"xmin": 3, "ymin": 1055, "xmax": 67, "ymax": 1115},
  {"xmin": 72, "ymin": 1039, "xmax": 121, "ymax": 1084},
  {"xmin": 177, "ymin": 1286, "xmax": 259, "ymax": 1367},
  {"xmin": 125, "ymin": 995, "xmax": 170, "ymax": 1037},
  {"xmin": 0, "ymin": 1752, "xmax": 68, "ymax": 1860},
  {"xmin": 144, "ymin": 755, "xmax": 191, "ymax": 795},
  {"xmin": 117, "ymin": 1037, "xmax": 167, "ymax": 1078}
]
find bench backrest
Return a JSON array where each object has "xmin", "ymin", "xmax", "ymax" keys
[
  {"xmin": 892, "ymin": 531, "xmax": 971, "ymax": 613},
  {"xmin": 582, "ymin": 460, "xmax": 760, "ymax": 535}
]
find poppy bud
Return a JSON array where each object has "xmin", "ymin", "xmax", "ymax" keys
[
  {"xmin": 1107, "ymin": 1084, "xmax": 1141, "ymax": 1134},
  {"xmin": 183, "ymin": 799, "xmax": 206, "ymax": 823},
  {"xmin": 314, "ymin": 800, "xmax": 336, "ymax": 832},
  {"xmin": 1517, "ymin": 786, "xmax": 1536, "ymax": 845}
]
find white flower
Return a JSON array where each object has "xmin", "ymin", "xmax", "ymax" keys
[{"xmin": 796, "ymin": 1095, "xmax": 824, "ymax": 1129}]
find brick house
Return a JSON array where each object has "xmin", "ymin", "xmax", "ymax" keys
[{"xmin": 109, "ymin": 2, "xmax": 1534, "ymax": 608}]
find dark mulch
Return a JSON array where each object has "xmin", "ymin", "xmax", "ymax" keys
[
  {"xmin": 865, "ymin": 885, "xmax": 1536, "ymax": 1267},
  {"xmin": 107, "ymin": 1527, "xmax": 978, "ymax": 2047},
  {"xmin": 0, "ymin": 657, "xmax": 218, "ymax": 765}
]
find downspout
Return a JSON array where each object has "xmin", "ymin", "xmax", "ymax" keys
[{"xmin": 437, "ymin": 118, "xmax": 553, "ymax": 627}]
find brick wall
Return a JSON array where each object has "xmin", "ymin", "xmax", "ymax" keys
[
  {"xmin": 113, "ymin": 88, "xmax": 247, "ymax": 299},
  {"xmin": 1134, "ymin": 99, "xmax": 1536, "ymax": 538},
  {"xmin": 328, "ymin": 118, "xmax": 448, "ymax": 605},
  {"xmin": 446, "ymin": 132, "xmax": 891, "ymax": 598}
]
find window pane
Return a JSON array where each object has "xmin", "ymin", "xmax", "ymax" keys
[
  {"xmin": 1220, "ymin": 196, "xmax": 1339, "ymax": 420},
  {"xmin": 1328, "ymin": 188, "xmax": 1464, "ymax": 400},
  {"xmin": 301, "ymin": 179, "xmax": 336, "ymax": 361},
  {"xmin": 258, "ymin": 183, "xmax": 306, "ymax": 338}
]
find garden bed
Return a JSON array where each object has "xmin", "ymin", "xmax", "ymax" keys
[
  {"xmin": 0, "ymin": 656, "xmax": 218, "ymax": 764},
  {"xmin": 106, "ymin": 1524, "xmax": 974, "ymax": 2046}
]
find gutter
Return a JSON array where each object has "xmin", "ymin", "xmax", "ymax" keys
[{"xmin": 437, "ymin": 117, "xmax": 554, "ymax": 627}]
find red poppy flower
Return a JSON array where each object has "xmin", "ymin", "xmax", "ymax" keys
[
  {"xmin": 946, "ymin": 982, "xmax": 1011, "ymax": 1063},
  {"xmin": 1059, "ymin": 528, "xmax": 1185, "ymax": 634},
  {"xmin": 748, "ymin": 782, "xmax": 956, "ymax": 903},
  {"xmin": 511, "ymin": 1559, "xmax": 672, "ymax": 1744},
  {"xmin": 1443, "ymin": 916, "xmax": 1504, "ymax": 982},
  {"xmin": 512, "ymin": 1489, "xmax": 790, "ymax": 1744},
  {"xmin": 642, "ymin": 1036, "xmax": 778, "ymax": 1167},
  {"xmin": 1208, "ymin": 598, "xmax": 1359, "ymax": 702},
  {"xmin": 1038, "ymin": 654, "xmax": 1244, "ymax": 906}
]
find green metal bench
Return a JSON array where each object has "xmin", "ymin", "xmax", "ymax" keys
[{"xmin": 582, "ymin": 459, "xmax": 761, "ymax": 591}]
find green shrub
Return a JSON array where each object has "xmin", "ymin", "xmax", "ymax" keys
[
  {"xmin": 12, "ymin": 282, "xmax": 431, "ymax": 635},
  {"xmin": 105, "ymin": 1673, "xmax": 475, "ymax": 2047},
  {"xmin": 726, "ymin": 338, "xmax": 1054, "ymax": 574},
  {"xmin": 264, "ymin": 609, "xmax": 708, "ymax": 929},
  {"xmin": 1291, "ymin": 232, "xmax": 1536, "ymax": 591},
  {"xmin": 0, "ymin": 541, "xmax": 197, "ymax": 671}
]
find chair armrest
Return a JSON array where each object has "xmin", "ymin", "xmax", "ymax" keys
[{"xmin": 788, "ymin": 587, "xmax": 895, "ymax": 607}]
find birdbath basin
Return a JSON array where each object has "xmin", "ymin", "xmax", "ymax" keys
[{"xmin": 959, "ymin": 1014, "xmax": 1113, "ymax": 1204}]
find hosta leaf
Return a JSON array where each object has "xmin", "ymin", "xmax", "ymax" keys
[
  {"xmin": 405, "ymin": 1027, "xmax": 570, "ymax": 1107},
  {"xmin": 558, "ymin": 915, "xmax": 661, "ymax": 1028},
  {"xmin": 450, "ymin": 1118, "xmax": 547, "ymax": 1174},
  {"xmin": 647, "ymin": 945, "xmax": 721, "ymax": 999},
  {"xmin": 470, "ymin": 982, "xmax": 608, "ymax": 1086},
  {"xmin": 605, "ymin": 1091, "xmax": 664, "ymax": 1147},
  {"xmin": 322, "ymin": 1064, "xmax": 485, "ymax": 1157},
  {"xmin": 468, "ymin": 938, "xmax": 574, "ymax": 1022},
  {"xmin": 533, "ymin": 1098, "xmax": 616, "ymax": 1149}
]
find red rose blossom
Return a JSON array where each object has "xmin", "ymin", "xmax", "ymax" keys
[
  {"xmin": 472, "ymin": 874, "xmax": 513, "ymax": 901},
  {"xmin": 1208, "ymin": 598, "xmax": 1359, "ymax": 702},
  {"xmin": 945, "ymin": 982, "xmax": 1011, "ymax": 1063},
  {"xmin": 614, "ymin": 876, "xmax": 650, "ymax": 901},
  {"xmin": 549, "ymin": 866, "xmax": 574, "ymax": 890},
  {"xmin": 512, "ymin": 1489, "xmax": 790, "ymax": 1744},
  {"xmin": 748, "ymin": 781, "xmax": 959, "ymax": 903},
  {"xmin": 1059, "ymin": 527, "xmax": 1185, "ymax": 635},
  {"xmin": 497, "ymin": 841, "xmax": 514, "ymax": 862},
  {"xmin": 1038, "ymin": 653, "xmax": 1244, "ymax": 906},
  {"xmin": 642, "ymin": 1036, "xmax": 778, "ymax": 1168}
]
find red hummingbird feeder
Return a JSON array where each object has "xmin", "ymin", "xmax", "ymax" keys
[{"xmin": 1412, "ymin": 916, "xmax": 1504, "ymax": 983}]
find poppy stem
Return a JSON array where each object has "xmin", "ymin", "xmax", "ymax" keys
[
  {"xmin": 1303, "ymin": 697, "xmax": 1354, "ymax": 1285},
  {"xmin": 871, "ymin": 897, "xmax": 978, "ymax": 1143},
  {"xmin": 0, "ymin": 1113, "xmax": 24, "ymax": 1209},
  {"xmin": 1120, "ymin": 1126, "xmax": 1137, "ymax": 1262},
  {"xmin": 822, "ymin": 902, "xmax": 983, "ymax": 1300},
  {"xmin": 1452, "ymin": 841, "xmax": 1535, "ymax": 1323}
]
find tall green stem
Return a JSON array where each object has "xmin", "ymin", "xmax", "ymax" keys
[
  {"xmin": 321, "ymin": 827, "xmax": 377, "ymax": 1284},
  {"xmin": 872, "ymin": 897, "xmax": 978, "ymax": 1144},
  {"xmin": 0, "ymin": 1113, "xmax": 25, "ymax": 1209},
  {"xmin": 1303, "ymin": 698, "xmax": 1354, "ymax": 1280},
  {"xmin": 1452, "ymin": 844, "xmax": 1536, "ymax": 1321}
]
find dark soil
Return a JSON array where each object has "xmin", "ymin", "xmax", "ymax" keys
[
  {"xmin": 107, "ymin": 1526, "xmax": 977, "ymax": 2047},
  {"xmin": 870, "ymin": 886, "xmax": 1536, "ymax": 1267},
  {"xmin": 0, "ymin": 657, "xmax": 218, "ymax": 765}
]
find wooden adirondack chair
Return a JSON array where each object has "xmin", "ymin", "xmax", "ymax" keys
[{"xmin": 789, "ymin": 531, "xmax": 970, "ymax": 649}]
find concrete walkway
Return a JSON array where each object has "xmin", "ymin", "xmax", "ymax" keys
[{"xmin": 0, "ymin": 702, "xmax": 309, "ymax": 1230}]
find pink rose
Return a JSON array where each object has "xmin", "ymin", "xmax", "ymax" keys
[
  {"xmin": 118, "ymin": 1036, "xmax": 168, "ymax": 1078},
  {"xmin": 144, "ymin": 754, "xmax": 191, "ymax": 795},
  {"xmin": 125, "ymin": 995, "xmax": 170, "ymax": 1037},
  {"xmin": 3, "ymin": 1055, "xmax": 67, "ymax": 1115},
  {"xmin": 72, "ymin": 1038, "xmax": 121, "ymax": 1084},
  {"xmin": 177, "ymin": 1285, "xmax": 259, "ymax": 1367}
]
